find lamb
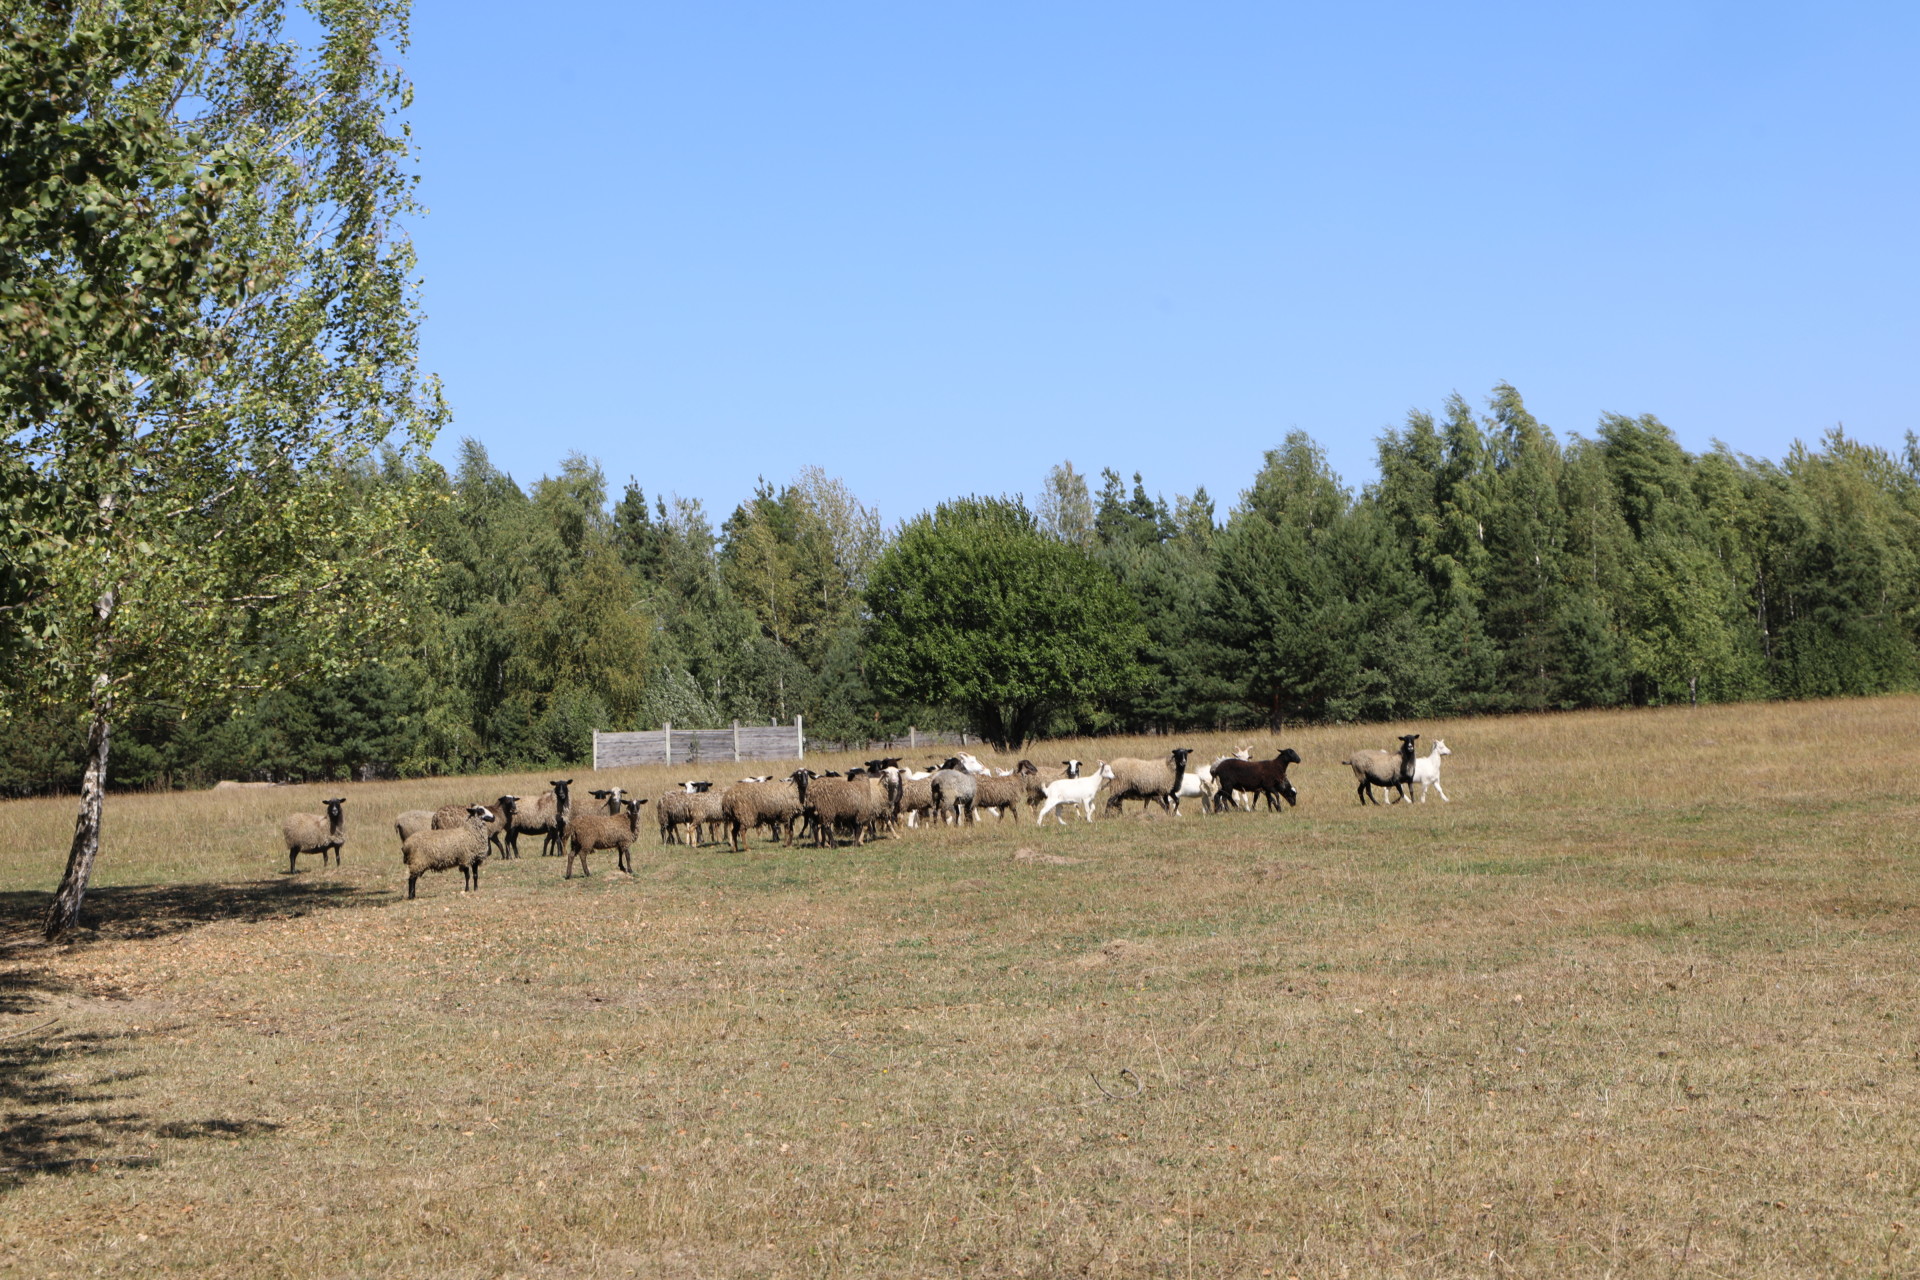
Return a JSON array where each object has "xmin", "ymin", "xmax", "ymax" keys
[
  {"xmin": 1341, "ymin": 734, "xmax": 1420, "ymax": 805},
  {"xmin": 721, "ymin": 774, "xmax": 807, "ymax": 852},
  {"xmin": 1033, "ymin": 761, "xmax": 1115, "ymax": 825},
  {"xmin": 402, "ymin": 804, "xmax": 494, "ymax": 899},
  {"xmin": 1103, "ymin": 748, "xmax": 1194, "ymax": 818},
  {"xmin": 504, "ymin": 779, "xmax": 573, "ymax": 857},
  {"xmin": 393, "ymin": 809, "xmax": 435, "ymax": 843},
  {"xmin": 1385, "ymin": 739, "xmax": 1452, "ymax": 803},
  {"xmin": 930, "ymin": 768, "xmax": 978, "ymax": 826},
  {"xmin": 566, "ymin": 798, "xmax": 649, "ymax": 877},
  {"xmin": 283, "ymin": 798, "xmax": 347, "ymax": 872},
  {"xmin": 798, "ymin": 770, "xmax": 901, "ymax": 848},
  {"xmin": 1211, "ymin": 749, "xmax": 1303, "ymax": 812}
]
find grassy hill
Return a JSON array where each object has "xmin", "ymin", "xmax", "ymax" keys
[{"xmin": 3, "ymin": 697, "xmax": 1918, "ymax": 1276}]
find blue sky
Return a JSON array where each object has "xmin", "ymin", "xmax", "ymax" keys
[{"xmin": 405, "ymin": 1, "xmax": 1919, "ymax": 526}]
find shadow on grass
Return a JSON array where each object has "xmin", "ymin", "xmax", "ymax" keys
[
  {"xmin": 0, "ymin": 1009, "xmax": 281, "ymax": 1187},
  {"xmin": 0, "ymin": 880, "xmax": 379, "ymax": 1183},
  {"xmin": 0, "ymin": 878, "xmax": 393, "ymax": 955}
]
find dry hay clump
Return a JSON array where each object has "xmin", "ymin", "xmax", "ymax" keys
[{"xmin": 1012, "ymin": 846, "xmax": 1082, "ymax": 866}]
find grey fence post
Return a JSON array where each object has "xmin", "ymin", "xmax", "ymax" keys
[
  {"xmin": 663, "ymin": 721, "xmax": 671, "ymax": 768},
  {"xmin": 909, "ymin": 726, "xmax": 917, "ymax": 749},
  {"xmin": 592, "ymin": 730, "xmax": 601, "ymax": 771},
  {"xmin": 795, "ymin": 715, "xmax": 804, "ymax": 760},
  {"xmin": 732, "ymin": 720, "xmax": 740, "ymax": 762}
]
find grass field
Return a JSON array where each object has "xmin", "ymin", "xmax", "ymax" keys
[{"xmin": 3, "ymin": 696, "xmax": 1919, "ymax": 1277}]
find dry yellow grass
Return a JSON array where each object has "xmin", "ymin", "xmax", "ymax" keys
[{"xmin": 2, "ymin": 696, "xmax": 1919, "ymax": 1277}]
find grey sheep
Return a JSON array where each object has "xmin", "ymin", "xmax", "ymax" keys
[
  {"xmin": 402, "ymin": 804, "xmax": 494, "ymax": 899},
  {"xmin": 567, "ymin": 798, "xmax": 649, "ymax": 877},
  {"xmin": 283, "ymin": 798, "xmax": 347, "ymax": 873},
  {"xmin": 1342, "ymin": 734, "xmax": 1420, "ymax": 805},
  {"xmin": 1103, "ymin": 748, "xmax": 1194, "ymax": 818},
  {"xmin": 799, "ymin": 770, "xmax": 900, "ymax": 848},
  {"xmin": 504, "ymin": 779, "xmax": 573, "ymax": 858},
  {"xmin": 393, "ymin": 809, "xmax": 434, "ymax": 843},
  {"xmin": 930, "ymin": 768, "xmax": 977, "ymax": 826},
  {"xmin": 721, "ymin": 775, "xmax": 806, "ymax": 852}
]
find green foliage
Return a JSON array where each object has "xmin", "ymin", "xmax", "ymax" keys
[
  {"xmin": 866, "ymin": 497, "xmax": 1145, "ymax": 749},
  {"xmin": 13, "ymin": 364, "xmax": 1920, "ymax": 797},
  {"xmin": 1, "ymin": 0, "xmax": 442, "ymax": 933},
  {"xmin": 1, "ymin": 0, "xmax": 441, "ymax": 720}
]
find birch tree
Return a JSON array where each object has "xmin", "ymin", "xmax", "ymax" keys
[{"xmin": 0, "ymin": 0, "xmax": 443, "ymax": 938}]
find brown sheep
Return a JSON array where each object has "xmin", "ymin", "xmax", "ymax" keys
[
  {"xmin": 566, "ymin": 799, "xmax": 649, "ymax": 877},
  {"xmin": 282, "ymin": 798, "xmax": 346, "ymax": 872}
]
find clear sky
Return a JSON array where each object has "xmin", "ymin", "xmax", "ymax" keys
[{"xmin": 404, "ymin": 1, "xmax": 1919, "ymax": 527}]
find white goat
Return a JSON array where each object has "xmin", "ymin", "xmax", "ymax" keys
[
  {"xmin": 1386, "ymin": 739, "xmax": 1452, "ymax": 803},
  {"xmin": 1034, "ymin": 761, "xmax": 1115, "ymax": 826}
]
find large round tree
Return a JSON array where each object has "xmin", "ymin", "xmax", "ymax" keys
[{"xmin": 865, "ymin": 497, "xmax": 1144, "ymax": 750}]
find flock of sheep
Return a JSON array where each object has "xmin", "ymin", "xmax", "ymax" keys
[{"xmin": 278, "ymin": 734, "xmax": 1454, "ymax": 898}]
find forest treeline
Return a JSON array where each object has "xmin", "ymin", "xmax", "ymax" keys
[{"xmin": 5, "ymin": 383, "xmax": 1917, "ymax": 793}]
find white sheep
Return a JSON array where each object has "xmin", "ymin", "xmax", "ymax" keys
[{"xmin": 1385, "ymin": 739, "xmax": 1452, "ymax": 803}]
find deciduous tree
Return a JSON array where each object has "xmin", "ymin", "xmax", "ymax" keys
[
  {"xmin": 1, "ymin": 0, "xmax": 442, "ymax": 938},
  {"xmin": 865, "ymin": 497, "xmax": 1143, "ymax": 749}
]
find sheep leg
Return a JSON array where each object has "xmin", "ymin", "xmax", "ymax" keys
[
  {"xmin": 288, "ymin": 850, "xmax": 299, "ymax": 874},
  {"xmin": 407, "ymin": 872, "xmax": 419, "ymax": 900}
]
